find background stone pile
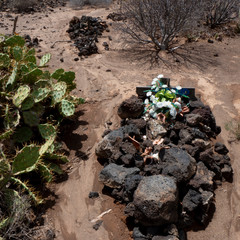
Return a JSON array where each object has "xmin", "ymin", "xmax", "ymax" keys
[
  {"xmin": 96, "ymin": 95, "xmax": 233, "ymax": 240},
  {"xmin": 67, "ymin": 16, "xmax": 108, "ymax": 56}
]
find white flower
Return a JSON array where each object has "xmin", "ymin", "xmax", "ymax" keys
[
  {"xmin": 174, "ymin": 102, "xmax": 182, "ymax": 111},
  {"xmin": 162, "ymin": 84, "xmax": 168, "ymax": 88},
  {"xmin": 151, "ymin": 78, "xmax": 158, "ymax": 85},
  {"xmin": 156, "ymin": 102, "xmax": 163, "ymax": 108},
  {"xmin": 151, "ymin": 85, "xmax": 156, "ymax": 90},
  {"xmin": 146, "ymin": 91, "xmax": 152, "ymax": 97},
  {"xmin": 150, "ymin": 95, "xmax": 156, "ymax": 102},
  {"xmin": 151, "ymin": 153, "xmax": 159, "ymax": 160},
  {"xmin": 176, "ymin": 97, "xmax": 182, "ymax": 103},
  {"xmin": 171, "ymin": 89, "xmax": 176, "ymax": 93},
  {"xmin": 157, "ymin": 74, "xmax": 164, "ymax": 79},
  {"xmin": 155, "ymin": 87, "xmax": 160, "ymax": 92},
  {"xmin": 144, "ymin": 99, "xmax": 149, "ymax": 105},
  {"xmin": 170, "ymin": 106, "xmax": 177, "ymax": 119},
  {"xmin": 149, "ymin": 109, "xmax": 154, "ymax": 115},
  {"xmin": 143, "ymin": 135, "xmax": 147, "ymax": 140},
  {"xmin": 176, "ymin": 86, "xmax": 182, "ymax": 90},
  {"xmin": 152, "ymin": 113, "xmax": 158, "ymax": 119}
]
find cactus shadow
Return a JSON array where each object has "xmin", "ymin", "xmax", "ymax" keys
[{"xmin": 59, "ymin": 110, "xmax": 89, "ymax": 161}]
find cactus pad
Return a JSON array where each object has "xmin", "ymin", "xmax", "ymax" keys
[
  {"xmin": 12, "ymin": 145, "xmax": 40, "ymax": 175},
  {"xmin": 13, "ymin": 127, "xmax": 33, "ymax": 143},
  {"xmin": 0, "ymin": 53, "xmax": 10, "ymax": 68},
  {"xmin": 32, "ymin": 87, "xmax": 51, "ymax": 103},
  {"xmin": 37, "ymin": 163, "xmax": 53, "ymax": 182},
  {"xmin": 12, "ymin": 46, "xmax": 23, "ymax": 61},
  {"xmin": 40, "ymin": 136, "xmax": 55, "ymax": 155},
  {"xmin": 23, "ymin": 111, "xmax": 39, "ymax": 127},
  {"xmin": 51, "ymin": 81, "xmax": 67, "ymax": 104},
  {"xmin": 13, "ymin": 85, "xmax": 30, "ymax": 107},
  {"xmin": 60, "ymin": 99, "xmax": 75, "ymax": 117},
  {"xmin": 21, "ymin": 97, "xmax": 35, "ymax": 111},
  {"xmin": 39, "ymin": 53, "xmax": 51, "ymax": 67},
  {"xmin": 51, "ymin": 68, "xmax": 64, "ymax": 79},
  {"xmin": 38, "ymin": 124, "xmax": 56, "ymax": 140}
]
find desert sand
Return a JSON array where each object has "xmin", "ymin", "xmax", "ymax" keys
[{"xmin": 1, "ymin": 2, "xmax": 240, "ymax": 240}]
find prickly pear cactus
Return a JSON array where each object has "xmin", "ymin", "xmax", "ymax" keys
[
  {"xmin": 13, "ymin": 85, "xmax": 30, "ymax": 107},
  {"xmin": 60, "ymin": 99, "xmax": 75, "ymax": 117},
  {"xmin": 0, "ymin": 34, "xmax": 84, "ymax": 210},
  {"xmin": 12, "ymin": 145, "xmax": 40, "ymax": 175},
  {"xmin": 51, "ymin": 81, "xmax": 67, "ymax": 104}
]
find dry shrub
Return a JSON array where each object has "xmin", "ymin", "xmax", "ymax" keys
[
  {"xmin": 69, "ymin": 0, "xmax": 112, "ymax": 7},
  {"xmin": 119, "ymin": 0, "xmax": 203, "ymax": 51}
]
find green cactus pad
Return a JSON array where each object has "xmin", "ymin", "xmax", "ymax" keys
[
  {"xmin": 21, "ymin": 97, "xmax": 35, "ymax": 110},
  {"xmin": 0, "ymin": 159, "xmax": 11, "ymax": 174},
  {"xmin": 44, "ymin": 153, "xmax": 68, "ymax": 163},
  {"xmin": 51, "ymin": 68, "xmax": 64, "ymax": 79},
  {"xmin": 31, "ymin": 103, "xmax": 45, "ymax": 117},
  {"xmin": 5, "ymin": 35, "xmax": 25, "ymax": 47},
  {"xmin": 43, "ymin": 160, "xmax": 63, "ymax": 175},
  {"xmin": 6, "ymin": 63, "xmax": 18, "ymax": 88},
  {"xmin": 58, "ymin": 71, "xmax": 76, "ymax": 91},
  {"xmin": 13, "ymin": 127, "xmax": 33, "ymax": 143},
  {"xmin": 23, "ymin": 111, "xmax": 39, "ymax": 127},
  {"xmin": 0, "ymin": 53, "xmax": 10, "ymax": 68},
  {"xmin": 32, "ymin": 87, "xmax": 51, "ymax": 103},
  {"xmin": 0, "ymin": 129, "xmax": 13, "ymax": 140},
  {"xmin": 13, "ymin": 85, "xmax": 30, "ymax": 107},
  {"xmin": 60, "ymin": 99, "xmax": 75, "ymax": 117},
  {"xmin": 37, "ymin": 163, "xmax": 53, "ymax": 182},
  {"xmin": 39, "ymin": 136, "xmax": 55, "ymax": 155},
  {"xmin": 12, "ymin": 145, "xmax": 40, "ymax": 175},
  {"xmin": 51, "ymin": 81, "xmax": 67, "ymax": 104},
  {"xmin": 35, "ymin": 79, "xmax": 51, "ymax": 88},
  {"xmin": 22, "ymin": 68, "xmax": 43, "ymax": 84},
  {"xmin": 12, "ymin": 46, "xmax": 23, "ymax": 61},
  {"xmin": 4, "ymin": 109, "xmax": 20, "ymax": 129},
  {"xmin": 39, "ymin": 53, "xmax": 51, "ymax": 67},
  {"xmin": 38, "ymin": 124, "xmax": 56, "ymax": 140}
]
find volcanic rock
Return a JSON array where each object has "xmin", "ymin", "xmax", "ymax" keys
[
  {"xmin": 118, "ymin": 96, "xmax": 144, "ymax": 119},
  {"xmin": 189, "ymin": 162, "xmax": 215, "ymax": 191},
  {"xmin": 160, "ymin": 148, "xmax": 197, "ymax": 183},
  {"xmin": 185, "ymin": 113, "xmax": 203, "ymax": 127},
  {"xmin": 98, "ymin": 163, "xmax": 140, "ymax": 189},
  {"xmin": 133, "ymin": 175, "xmax": 178, "ymax": 226},
  {"xmin": 95, "ymin": 124, "xmax": 140, "ymax": 159},
  {"xmin": 147, "ymin": 119, "xmax": 167, "ymax": 139},
  {"xmin": 214, "ymin": 142, "xmax": 229, "ymax": 155}
]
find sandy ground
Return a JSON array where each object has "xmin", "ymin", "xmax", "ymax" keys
[{"xmin": 1, "ymin": 3, "xmax": 240, "ymax": 240}]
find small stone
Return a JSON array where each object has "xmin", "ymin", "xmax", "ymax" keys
[
  {"xmin": 208, "ymin": 39, "xmax": 214, "ymax": 43},
  {"xmin": 60, "ymin": 58, "xmax": 64, "ymax": 62},
  {"xmin": 88, "ymin": 192, "xmax": 99, "ymax": 199},
  {"xmin": 147, "ymin": 119, "xmax": 167, "ymax": 139},
  {"xmin": 93, "ymin": 220, "xmax": 103, "ymax": 230},
  {"xmin": 74, "ymin": 57, "xmax": 79, "ymax": 61}
]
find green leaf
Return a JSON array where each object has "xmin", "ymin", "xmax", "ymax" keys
[
  {"xmin": 0, "ymin": 53, "xmax": 10, "ymax": 68},
  {"xmin": 39, "ymin": 53, "xmax": 51, "ymax": 67},
  {"xmin": 12, "ymin": 145, "xmax": 40, "ymax": 175},
  {"xmin": 24, "ymin": 55, "xmax": 36, "ymax": 64},
  {"xmin": 5, "ymin": 35, "xmax": 25, "ymax": 47},
  {"xmin": 12, "ymin": 46, "xmax": 23, "ymax": 61},
  {"xmin": 51, "ymin": 68, "xmax": 64, "ymax": 79},
  {"xmin": 51, "ymin": 81, "xmax": 67, "ymax": 104},
  {"xmin": 24, "ymin": 48, "xmax": 35, "ymax": 58}
]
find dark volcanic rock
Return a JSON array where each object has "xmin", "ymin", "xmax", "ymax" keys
[
  {"xmin": 214, "ymin": 142, "xmax": 229, "ymax": 155},
  {"xmin": 182, "ymin": 189, "xmax": 202, "ymax": 212},
  {"xmin": 185, "ymin": 114, "xmax": 203, "ymax": 127},
  {"xmin": 160, "ymin": 148, "xmax": 197, "ymax": 183},
  {"xmin": 95, "ymin": 124, "xmax": 140, "ymax": 159},
  {"xmin": 147, "ymin": 119, "xmax": 167, "ymax": 139},
  {"xmin": 189, "ymin": 162, "xmax": 215, "ymax": 191},
  {"xmin": 98, "ymin": 163, "xmax": 140, "ymax": 189},
  {"xmin": 133, "ymin": 175, "xmax": 178, "ymax": 226},
  {"xmin": 179, "ymin": 128, "xmax": 193, "ymax": 144},
  {"xmin": 118, "ymin": 96, "xmax": 144, "ymax": 119}
]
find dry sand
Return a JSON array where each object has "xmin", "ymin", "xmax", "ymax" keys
[{"xmin": 1, "ymin": 3, "xmax": 240, "ymax": 240}]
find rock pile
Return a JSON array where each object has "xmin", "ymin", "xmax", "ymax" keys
[
  {"xmin": 67, "ymin": 16, "xmax": 108, "ymax": 56},
  {"xmin": 96, "ymin": 94, "xmax": 233, "ymax": 239}
]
